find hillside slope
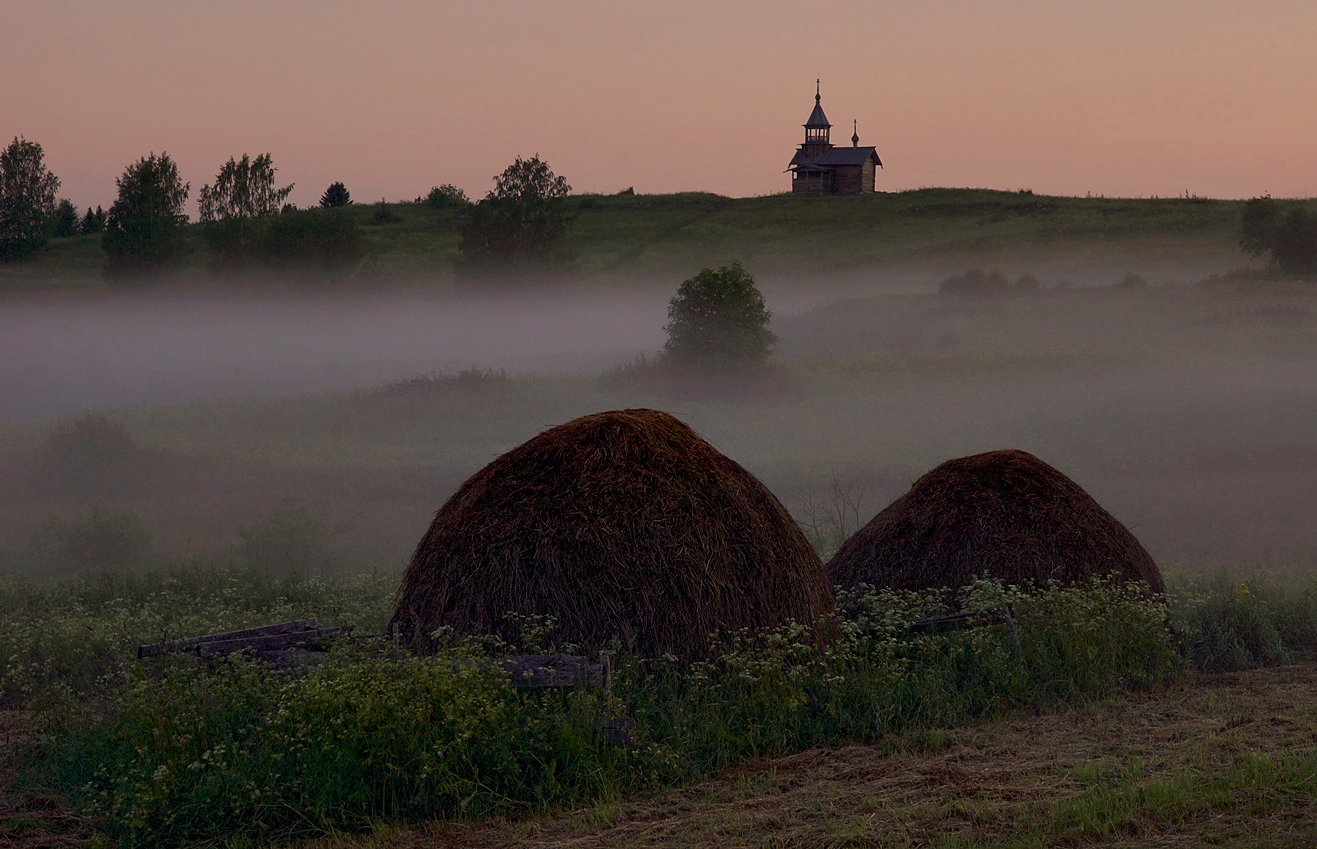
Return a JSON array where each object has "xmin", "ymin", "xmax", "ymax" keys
[{"xmin": 0, "ymin": 189, "xmax": 1248, "ymax": 290}]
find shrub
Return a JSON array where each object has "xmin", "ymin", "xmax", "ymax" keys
[
  {"xmin": 255, "ymin": 208, "xmax": 362, "ymax": 274},
  {"xmin": 29, "ymin": 506, "xmax": 152, "ymax": 577},
  {"xmin": 663, "ymin": 261, "xmax": 775, "ymax": 368},
  {"xmin": 425, "ymin": 184, "xmax": 469, "ymax": 208},
  {"xmin": 370, "ymin": 201, "xmax": 400, "ymax": 224},
  {"xmin": 1168, "ymin": 575, "xmax": 1316, "ymax": 670},
  {"xmin": 1239, "ymin": 195, "xmax": 1317, "ymax": 276},
  {"xmin": 1115, "ymin": 272, "xmax": 1148, "ymax": 290}
]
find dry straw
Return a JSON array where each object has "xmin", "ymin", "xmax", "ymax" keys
[
  {"xmin": 827, "ymin": 449, "xmax": 1165, "ymax": 596},
  {"xmin": 390, "ymin": 408, "xmax": 833, "ymax": 660}
]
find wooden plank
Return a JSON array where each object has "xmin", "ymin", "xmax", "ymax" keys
[
  {"xmin": 137, "ymin": 619, "xmax": 321, "ymax": 658},
  {"xmin": 190, "ymin": 627, "xmax": 352, "ymax": 657},
  {"xmin": 908, "ymin": 606, "xmax": 1016, "ymax": 635},
  {"xmin": 497, "ymin": 654, "xmax": 608, "ymax": 689}
]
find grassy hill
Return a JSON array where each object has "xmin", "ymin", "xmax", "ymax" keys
[{"xmin": 0, "ymin": 189, "xmax": 1249, "ymax": 291}]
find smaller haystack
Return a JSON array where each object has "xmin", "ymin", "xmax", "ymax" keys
[
  {"xmin": 827, "ymin": 450, "xmax": 1164, "ymax": 596},
  {"xmin": 390, "ymin": 409, "xmax": 833, "ymax": 660}
]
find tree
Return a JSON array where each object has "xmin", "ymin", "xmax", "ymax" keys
[
  {"xmin": 457, "ymin": 154, "xmax": 571, "ymax": 277},
  {"xmin": 0, "ymin": 136, "xmax": 60, "ymax": 261},
  {"xmin": 51, "ymin": 199, "xmax": 81, "ymax": 238},
  {"xmin": 425, "ymin": 183, "xmax": 469, "ymax": 208},
  {"xmin": 1271, "ymin": 207, "xmax": 1317, "ymax": 275},
  {"xmin": 663, "ymin": 261, "xmax": 776, "ymax": 367},
  {"xmin": 80, "ymin": 206, "xmax": 103, "ymax": 235},
  {"xmin": 1239, "ymin": 195, "xmax": 1316, "ymax": 276},
  {"xmin": 1240, "ymin": 195, "xmax": 1281, "ymax": 258},
  {"xmin": 319, "ymin": 181, "xmax": 351, "ymax": 208},
  {"xmin": 102, "ymin": 152, "xmax": 190, "ymax": 277},
  {"xmin": 198, "ymin": 153, "xmax": 293, "ymax": 263}
]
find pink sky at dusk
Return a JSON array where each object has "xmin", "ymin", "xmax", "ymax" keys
[{"xmin": 4, "ymin": 0, "xmax": 1315, "ymax": 213}]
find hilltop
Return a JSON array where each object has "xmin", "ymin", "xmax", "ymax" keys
[{"xmin": 0, "ymin": 188, "xmax": 1249, "ymax": 292}]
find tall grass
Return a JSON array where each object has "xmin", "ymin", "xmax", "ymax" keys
[
  {"xmin": 8, "ymin": 567, "xmax": 1315, "ymax": 846},
  {"xmin": 0, "ymin": 565, "xmax": 393, "ymax": 708},
  {"xmin": 37, "ymin": 578, "xmax": 1183, "ymax": 847}
]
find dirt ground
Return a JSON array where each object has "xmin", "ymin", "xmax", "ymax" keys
[{"xmin": 4, "ymin": 664, "xmax": 1315, "ymax": 849}]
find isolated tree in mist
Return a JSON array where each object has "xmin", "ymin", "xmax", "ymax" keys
[
  {"xmin": 51, "ymin": 199, "xmax": 81, "ymax": 238},
  {"xmin": 1271, "ymin": 207, "xmax": 1317, "ymax": 275},
  {"xmin": 319, "ymin": 181, "xmax": 352, "ymax": 208},
  {"xmin": 198, "ymin": 153, "xmax": 293, "ymax": 262},
  {"xmin": 102, "ymin": 152, "xmax": 190, "ymax": 276},
  {"xmin": 1240, "ymin": 195, "xmax": 1280, "ymax": 258},
  {"xmin": 1240, "ymin": 195, "xmax": 1317, "ymax": 276},
  {"xmin": 664, "ymin": 261, "xmax": 775, "ymax": 368},
  {"xmin": 457, "ymin": 154, "xmax": 571, "ymax": 278},
  {"xmin": 0, "ymin": 136, "xmax": 61, "ymax": 261}
]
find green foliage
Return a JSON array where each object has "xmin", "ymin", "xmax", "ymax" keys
[
  {"xmin": 50, "ymin": 199, "xmax": 80, "ymax": 238},
  {"xmin": 663, "ymin": 261, "xmax": 775, "ymax": 367},
  {"xmin": 198, "ymin": 153, "xmax": 294, "ymax": 264},
  {"xmin": 36, "ymin": 578, "xmax": 1193, "ymax": 846},
  {"xmin": 255, "ymin": 207, "xmax": 363, "ymax": 273},
  {"xmin": 28, "ymin": 505, "xmax": 152, "ymax": 578},
  {"xmin": 0, "ymin": 136, "xmax": 60, "ymax": 261},
  {"xmin": 79, "ymin": 205, "xmax": 106, "ymax": 235},
  {"xmin": 1272, "ymin": 207, "xmax": 1317, "ymax": 275},
  {"xmin": 1239, "ymin": 195, "xmax": 1280, "ymax": 257},
  {"xmin": 370, "ymin": 200, "xmax": 401, "ymax": 224},
  {"xmin": 1168, "ymin": 575, "xmax": 1317, "ymax": 671},
  {"xmin": 319, "ymin": 181, "xmax": 352, "ymax": 208},
  {"xmin": 0, "ymin": 566, "xmax": 393, "ymax": 708},
  {"xmin": 425, "ymin": 183, "xmax": 469, "ymax": 208},
  {"xmin": 235, "ymin": 500, "xmax": 333, "ymax": 577},
  {"xmin": 102, "ymin": 152, "xmax": 190, "ymax": 277},
  {"xmin": 457, "ymin": 155, "xmax": 572, "ymax": 279},
  {"xmin": 1239, "ymin": 195, "xmax": 1317, "ymax": 275}
]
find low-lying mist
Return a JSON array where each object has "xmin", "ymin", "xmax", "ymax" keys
[{"xmin": 2, "ymin": 265, "xmax": 1315, "ymax": 584}]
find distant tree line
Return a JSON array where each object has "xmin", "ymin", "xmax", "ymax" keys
[{"xmin": 0, "ymin": 135, "xmax": 585, "ymax": 284}]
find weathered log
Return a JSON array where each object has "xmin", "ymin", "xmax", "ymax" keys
[
  {"xmin": 908, "ymin": 606, "xmax": 1017, "ymax": 635},
  {"xmin": 497, "ymin": 654, "xmax": 609, "ymax": 689},
  {"xmin": 137, "ymin": 620, "xmax": 352, "ymax": 659}
]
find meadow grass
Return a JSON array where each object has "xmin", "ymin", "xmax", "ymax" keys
[
  {"xmin": 3, "ymin": 568, "xmax": 1311, "ymax": 847},
  {"xmin": 0, "ymin": 189, "xmax": 1246, "ymax": 290}
]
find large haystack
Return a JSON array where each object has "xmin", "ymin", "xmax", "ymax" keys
[
  {"xmin": 827, "ymin": 450, "xmax": 1164, "ymax": 596},
  {"xmin": 390, "ymin": 409, "xmax": 833, "ymax": 659}
]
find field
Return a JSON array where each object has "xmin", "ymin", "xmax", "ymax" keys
[
  {"xmin": 352, "ymin": 663, "xmax": 1317, "ymax": 849},
  {"xmin": 1, "ymin": 189, "xmax": 1315, "ymax": 846},
  {"xmin": 0, "ymin": 189, "xmax": 1247, "ymax": 291}
]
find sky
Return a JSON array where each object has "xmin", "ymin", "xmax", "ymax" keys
[{"xmin": 4, "ymin": 0, "xmax": 1316, "ymax": 212}]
